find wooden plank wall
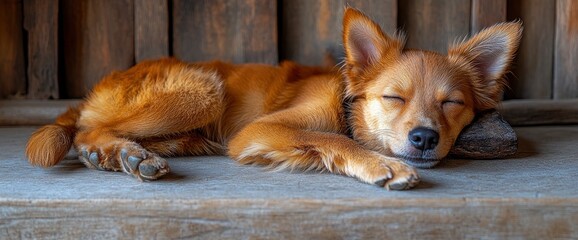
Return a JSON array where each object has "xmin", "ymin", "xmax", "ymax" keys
[
  {"xmin": 135, "ymin": 0, "xmax": 169, "ymax": 63},
  {"xmin": 507, "ymin": 0, "xmax": 555, "ymax": 99},
  {"xmin": 0, "ymin": 0, "xmax": 26, "ymax": 99},
  {"xmin": 0, "ymin": 0, "xmax": 576, "ymax": 100},
  {"xmin": 23, "ymin": 0, "xmax": 59, "ymax": 99},
  {"xmin": 554, "ymin": 0, "xmax": 578, "ymax": 99},
  {"xmin": 60, "ymin": 0, "xmax": 135, "ymax": 98},
  {"xmin": 280, "ymin": 0, "xmax": 397, "ymax": 65},
  {"xmin": 173, "ymin": 0, "xmax": 278, "ymax": 64},
  {"xmin": 399, "ymin": 0, "xmax": 471, "ymax": 53}
]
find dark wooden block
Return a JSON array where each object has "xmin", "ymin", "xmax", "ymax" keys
[{"xmin": 450, "ymin": 110, "xmax": 518, "ymax": 159}]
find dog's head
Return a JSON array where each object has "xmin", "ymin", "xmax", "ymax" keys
[{"xmin": 342, "ymin": 8, "xmax": 522, "ymax": 168}]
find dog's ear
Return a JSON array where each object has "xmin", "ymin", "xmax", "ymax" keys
[
  {"xmin": 448, "ymin": 22, "xmax": 522, "ymax": 110},
  {"xmin": 342, "ymin": 8, "xmax": 404, "ymax": 86}
]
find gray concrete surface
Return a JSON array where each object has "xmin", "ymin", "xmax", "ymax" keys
[
  {"xmin": 1, "ymin": 126, "xmax": 577, "ymax": 239},
  {"xmin": 1, "ymin": 126, "xmax": 577, "ymax": 199}
]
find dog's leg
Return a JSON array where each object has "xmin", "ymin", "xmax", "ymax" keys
[
  {"xmin": 138, "ymin": 133, "xmax": 225, "ymax": 157},
  {"xmin": 72, "ymin": 59, "xmax": 225, "ymax": 180},
  {"xmin": 75, "ymin": 130, "xmax": 224, "ymax": 180},
  {"xmin": 228, "ymin": 112, "xmax": 420, "ymax": 190}
]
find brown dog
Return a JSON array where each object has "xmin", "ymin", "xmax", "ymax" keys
[{"xmin": 26, "ymin": 8, "xmax": 521, "ymax": 190}]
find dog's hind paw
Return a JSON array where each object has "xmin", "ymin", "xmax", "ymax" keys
[
  {"xmin": 119, "ymin": 149, "xmax": 170, "ymax": 181},
  {"xmin": 78, "ymin": 142, "xmax": 170, "ymax": 181}
]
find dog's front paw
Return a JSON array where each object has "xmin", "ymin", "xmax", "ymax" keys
[{"xmin": 362, "ymin": 157, "xmax": 420, "ymax": 190}]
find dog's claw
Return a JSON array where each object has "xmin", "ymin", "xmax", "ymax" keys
[
  {"xmin": 387, "ymin": 181, "xmax": 408, "ymax": 190},
  {"xmin": 139, "ymin": 164, "xmax": 159, "ymax": 178}
]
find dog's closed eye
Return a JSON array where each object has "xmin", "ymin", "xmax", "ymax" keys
[
  {"xmin": 383, "ymin": 95, "xmax": 405, "ymax": 104},
  {"xmin": 442, "ymin": 100, "xmax": 464, "ymax": 105}
]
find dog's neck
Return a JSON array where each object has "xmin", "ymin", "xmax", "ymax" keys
[
  {"xmin": 341, "ymin": 95, "xmax": 357, "ymax": 139},
  {"xmin": 342, "ymin": 94, "xmax": 392, "ymax": 155}
]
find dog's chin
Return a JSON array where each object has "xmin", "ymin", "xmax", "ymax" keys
[
  {"xmin": 402, "ymin": 158, "xmax": 440, "ymax": 168},
  {"xmin": 394, "ymin": 154, "xmax": 441, "ymax": 168}
]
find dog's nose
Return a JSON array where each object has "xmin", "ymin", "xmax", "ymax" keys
[{"xmin": 408, "ymin": 127, "xmax": 439, "ymax": 150}]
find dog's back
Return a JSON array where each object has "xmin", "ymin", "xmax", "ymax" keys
[{"xmin": 191, "ymin": 60, "xmax": 342, "ymax": 143}]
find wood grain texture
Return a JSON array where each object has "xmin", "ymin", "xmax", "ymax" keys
[
  {"xmin": 398, "ymin": 0, "xmax": 470, "ymax": 53},
  {"xmin": 135, "ymin": 0, "xmax": 169, "ymax": 62},
  {"xmin": 506, "ymin": 0, "xmax": 555, "ymax": 99},
  {"xmin": 471, "ymin": 0, "xmax": 507, "ymax": 33},
  {"xmin": 0, "ymin": 0, "xmax": 26, "ymax": 99},
  {"xmin": 23, "ymin": 0, "xmax": 59, "ymax": 99},
  {"xmin": 172, "ymin": 0, "xmax": 277, "ymax": 64},
  {"xmin": 554, "ymin": 0, "xmax": 578, "ymax": 99},
  {"xmin": 280, "ymin": 0, "xmax": 397, "ymax": 65},
  {"xmin": 1, "ymin": 199, "xmax": 578, "ymax": 239},
  {"xmin": 61, "ymin": 0, "xmax": 135, "ymax": 98}
]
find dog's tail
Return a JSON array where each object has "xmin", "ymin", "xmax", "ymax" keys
[{"xmin": 25, "ymin": 104, "xmax": 83, "ymax": 167}]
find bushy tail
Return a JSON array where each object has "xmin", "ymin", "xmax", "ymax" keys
[{"xmin": 25, "ymin": 105, "xmax": 82, "ymax": 167}]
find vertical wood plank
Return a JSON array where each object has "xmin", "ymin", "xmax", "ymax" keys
[
  {"xmin": 554, "ymin": 0, "xmax": 578, "ymax": 99},
  {"xmin": 61, "ymin": 0, "xmax": 135, "ymax": 98},
  {"xmin": 280, "ymin": 0, "xmax": 344, "ymax": 65},
  {"xmin": 471, "ymin": 0, "xmax": 506, "ymax": 33},
  {"xmin": 507, "ymin": 0, "xmax": 555, "ymax": 99},
  {"xmin": 173, "ymin": 0, "xmax": 277, "ymax": 64},
  {"xmin": 398, "ymin": 0, "xmax": 471, "ymax": 53},
  {"xmin": 23, "ymin": 0, "xmax": 59, "ymax": 99},
  {"xmin": 0, "ymin": 0, "xmax": 26, "ymax": 99},
  {"xmin": 280, "ymin": 0, "xmax": 397, "ymax": 65},
  {"xmin": 135, "ymin": 0, "xmax": 169, "ymax": 62}
]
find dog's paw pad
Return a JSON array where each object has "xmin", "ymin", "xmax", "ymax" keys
[
  {"xmin": 386, "ymin": 181, "xmax": 408, "ymax": 190},
  {"xmin": 77, "ymin": 142, "xmax": 170, "ymax": 181},
  {"xmin": 79, "ymin": 149, "xmax": 104, "ymax": 170},
  {"xmin": 137, "ymin": 157, "xmax": 170, "ymax": 181},
  {"xmin": 127, "ymin": 156, "xmax": 143, "ymax": 171},
  {"xmin": 374, "ymin": 179, "xmax": 388, "ymax": 187},
  {"xmin": 139, "ymin": 164, "xmax": 158, "ymax": 177},
  {"xmin": 81, "ymin": 150, "xmax": 89, "ymax": 159},
  {"xmin": 88, "ymin": 152, "xmax": 102, "ymax": 169},
  {"xmin": 118, "ymin": 146, "xmax": 146, "ymax": 172}
]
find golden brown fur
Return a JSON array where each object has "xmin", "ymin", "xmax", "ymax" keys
[{"xmin": 26, "ymin": 8, "xmax": 521, "ymax": 190}]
